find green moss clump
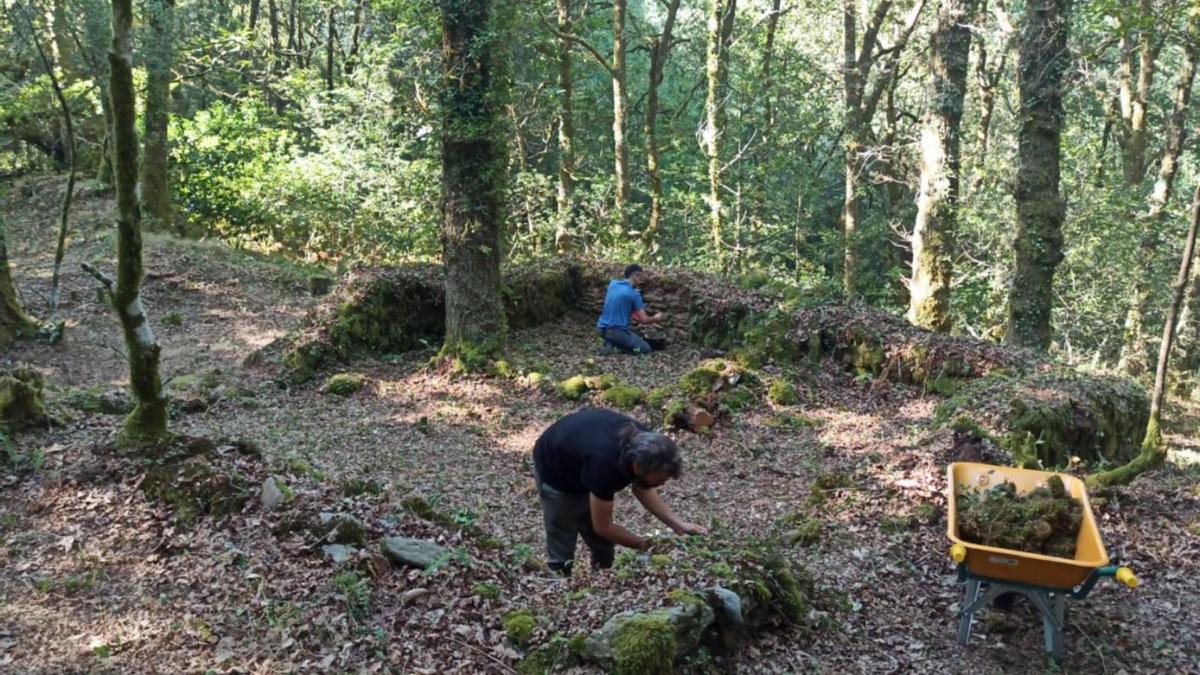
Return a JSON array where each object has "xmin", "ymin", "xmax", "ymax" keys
[
  {"xmin": 914, "ymin": 503, "xmax": 940, "ymax": 525},
  {"xmin": 718, "ymin": 387, "xmax": 757, "ymax": 413},
  {"xmin": 814, "ymin": 472, "xmax": 853, "ymax": 491},
  {"xmin": 491, "ymin": 359, "xmax": 515, "ymax": 378},
  {"xmin": 708, "ymin": 562, "xmax": 733, "ymax": 579},
  {"xmin": 473, "ymin": 582, "xmax": 501, "ymax": 600},
  {"xmin": 143, "ymin": 455, "xmax": 251, "ymax": 525},
  {"xmin": 765, "ymin": 414, "xmax": 820, "ymax": 429},
  {"xmin": 767, "ymin": 379, "xmax": 799, "ymax": 406},
  {"xmin": 0, "ymin": 368, "xmax": 48, "ymax": 432},
  {"xmin": 645, "ymin": 387, "xmax": 672, "ymax": 409},
  {"xmin": 880, "ymin": 515, "xmax": 916, "ymax": 533},
  {"xmin": 956, "ymin": 476, "xmax": 1083, "ymax": 557},
  {"xmin": 599, "ymin": 384, "xmax": 645, "ymax": 410},
  {"xmin": 567, "ymin": 633, "xmax": 588, "ymax": 659},
  {"xmin": 609, "ymin": 615, "xmax": 676, "ymax": 675},
  {"xmin": 785, "ymin": 518, "xmax": 823, "ymax": 547},
  {"xmin": 679, "ymin": 366, "xmax": 722, "ymax": 398},
  {"xmin": 502, "ymin": 610, "xmax": 538, "ymax": 647},
  {"xmin": 662, "ymin": 400, "xmax": 689, "ymax": 428},
  {"xmin": 340, "ymin": 478, "xmax": 383, "ymax": 496},
  {"xmin": 649, "ymin": 554, "xmax": 672, "ymax": 570},
  {"xmin": 926, "ymin": 375, "xmax": 965, "ymax": 397},
  {"xmin": 323, "ymin": 373, "xmax": 365, "ymax": 396},
  {"xmin": 556, "ymin": 374, "xmax": 617, "ymax": 400}
]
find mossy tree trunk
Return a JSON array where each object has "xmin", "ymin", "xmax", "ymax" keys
[
  {"xmin": 1114, "ymin": 0, "xmax": 1155, "ymax": 189},
  {"xmin": 841, "ymin": 0, "xmax": 924, "ymax": 297},
  {"xmin": 1005, "ymin": 0, "xmax": 1069, "ymax": 351},
  {"xmin": 643, "ymin": 0, "xmax": 682, "ymax": 255},
  {"xmin": 972, "ymin": 0, "xmax": 1015, "ymax": 159},
  {"xmin": 704, "ymin": 0, "xmax": 736, "ymax": 268},
  {"xmin": 909, "ymin": 0, "xmax": 975, "ymax": 332},
  {"xmin": 140, "ymin": 0, "xmax": 174, "ymax": 231},
  {"xmin": 437, "ymin": 0, "xmax": 508, "ymax": 361},
  {"xmin": 1090, "ymin": 183, "xmax": 1200, "ymax": 488},
  {"xmin": 0, "ymin": 223, "xmax": 38, "ymax": 347},
  {"xmin": 611, "ymin": 0, "xmax": 629, "ymax": 237},
  {"xmin": 1119, "ymin": 10, "xmax": 1197, "ymax": 376},
  {"xmin": 108, "ymin": 0, "xmax": 169, "ymax": 448},
  {"xmin": 554, "ymin": 0, "xmax": 575, "ymax": 254}
]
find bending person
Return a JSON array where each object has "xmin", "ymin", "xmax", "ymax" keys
[{"xmin": 532, "ymin": 408, "xmax": 706, "ymax": 576}]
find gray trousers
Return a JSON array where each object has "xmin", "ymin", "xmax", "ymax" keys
[{"xmin": 534, "ymin": 470, "xmax": 615, "ymax": 574}]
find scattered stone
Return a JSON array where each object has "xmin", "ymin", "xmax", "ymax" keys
[
  {"xmin": 582, "ymin": 600, "xmax": 713, "ymax": 674},
  {"xmin": 260, "ymin": 476, "xmax": 290, "ymax": 510},
  {"xmin": 380, "ymin": 536, "xmax": 447, "ymax": 569},
  {"xmin": 318, "ymin": 512, "xmax": 367, "ymax": 546},
  {"xmin": 322, "ymin": 544, "xmax": 357, "ymax": 564},
  {"xmin": 401, "ymin": 587, "xmax": 429, "ymax": 605}
]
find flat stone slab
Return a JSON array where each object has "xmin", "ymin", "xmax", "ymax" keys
[{"xmin": 380, "ymin": 537, "xmax": 447, "ymax": 569}]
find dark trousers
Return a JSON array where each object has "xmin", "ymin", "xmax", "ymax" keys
[
  {"xmin": 599, "ymin": 327, "xmax": 652, "ymax": 355},
  {"xmin": 534, "ymin": 470, "xmax": 615, "ymax": 575}
]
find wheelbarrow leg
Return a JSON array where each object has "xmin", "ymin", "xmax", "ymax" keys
[
  {"xmin": 958, "ymin": 579, "xmax": 982, "ymax": 645},
  {"xmin": 1044, "ymin": 594, "xmax": 1066, "ymax": 663}
]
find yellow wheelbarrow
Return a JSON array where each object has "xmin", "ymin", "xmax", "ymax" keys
[{"xmin": 946, "ymin": 462, "xmax": 1137, "ymax": 662}]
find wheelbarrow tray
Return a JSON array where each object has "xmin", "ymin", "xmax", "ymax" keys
[{"xmin": 946, "ymin": 462, "xmax": 1108, "ymax": 589}]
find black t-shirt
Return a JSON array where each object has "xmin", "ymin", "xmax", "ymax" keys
[{"xmin": 533, "ymin": 408, "xmax": 646, "ymax": 501}]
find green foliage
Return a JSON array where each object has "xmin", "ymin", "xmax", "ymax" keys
[
  {"xmin": 333, "ymin": 570, "xmax": 373, "ymax": 623},
  {"xmin": 767, "ymin": 379, "xmax": 799, "ymax": 406}
]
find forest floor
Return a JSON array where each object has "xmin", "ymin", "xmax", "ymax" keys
[{"xmin": 2, "ymin": 177, "xmax": 1199, "ymax": 674}]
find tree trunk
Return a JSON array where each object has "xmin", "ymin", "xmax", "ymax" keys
[
  {"xmin": 909, "ymin": 0, "xmax": 975, "ymax": 332},
  {"xmin": 642, "ymin": 0, "xmax": 682, "ymax": 254},
  {"xmin": 325, "ymin": 4, "xmax": 335, "ymax": 91},
  {"xmin": 1090, "ymin": 183, "xmax": 1200, "ymax": 488},
  {"xmin": 345, "ymin": 0, "xmax": 365, "ymax": 74},
  {"xmin": 249, "ymin": 0, "xmax": 260, "ymax": 32},
  {"xmin": 0, "ymin": 224, "xmax": 38, "ymax": 347},
  {"xmin": 140, "ymin": 0, "xmax": 174, "ymax": 231},
  {"xmin": 438, "ymin": 0, "xmax": 507, "ymax": 362},
  {"xmin": 108, "ymin": 0, "xmax": 168, "ymax": 448},
  {"xmin": 705, "ymin": 0, "xmax": 736, "ymax": 267},
  {"xmin": 1005, "ymin": 0, "xmax": 1069, "ymax": 351},
  {"xmin": 611, "ymin": 0, "xmax": 629, "ymax": 236},
  {"xmin": 973, "ymin": 0, "xmax": 1014, "ymax": 158},
  {"xmin": 267, "ymin": 0, "xmax": 282, "ymax": 63},
  {"xmin": 751, "ymin": 0, "xmax": 782, "ymax": 236},
  {"xmin": 554, "ymin": 0, "xmax": 575, "ymax": 254},
  {"xmin": 1118, "ymin": 12, "xmax": 1196, "ymax": 375},
  {"xmin": 20, "ymin": 0, "xmax": 76, "ymax": 322},
  {"xmin": 97, "ymin": 89, "xmax": 114, "ymax": 184},
  {"xmin": 1116, "ymin": 0, "xmax": 1154, "ymax": 188}
]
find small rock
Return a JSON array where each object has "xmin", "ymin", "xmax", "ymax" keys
[
  {"xmin": 401, "ymin": 587, "xmax": 429, "ymax": 605},
  {"xmin": 321, "ymin": 544, "xmax": 357, "ymax": 564},
  {"xmin": 318, "ymin": 512, "xmax": 367, "ymax": 546},
  {"xmin": 260, "ymin": 476, "xmax": 287, "ymax": 510},
  {"xmin": 707, "ymin": 586, "xmax": 744, "ymax": 627},
  {"xmin": 381, "ymin": 536, "xmax": 448, "ymax": 569}
]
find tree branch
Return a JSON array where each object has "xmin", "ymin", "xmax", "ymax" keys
[{"xmin": 543, "ymin": 19, "xmax": 616, "ymax": 77}]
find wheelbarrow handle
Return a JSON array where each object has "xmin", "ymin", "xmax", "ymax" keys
[{"xmin": 1114, "ymin": 567, "xmax": 1138, "ymax": 589}]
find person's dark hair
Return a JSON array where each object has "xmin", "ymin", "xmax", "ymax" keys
[
  {"xmin": 623, "ymin": 264, "xmax": 644, "ymax": 279},
  {"xmin": 618, "ymin": 425, "xmax": 682, "ymax": 477}
]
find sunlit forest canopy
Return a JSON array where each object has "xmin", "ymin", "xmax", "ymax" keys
[{"xmin": 3, "ymin": 0, "xmax": 1199, "ymax": 369}]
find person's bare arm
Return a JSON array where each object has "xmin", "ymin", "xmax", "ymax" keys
[
  {"xmin": 631, "ymin": 309, "xmax": 666, "ymax": 324},
  {"xmin": 633, "ymin": 486, "xmax": 708, "ymax": 535},
  {"xmin": 590, "ymin": 496, "xmax": 649, "ymax": 549}
]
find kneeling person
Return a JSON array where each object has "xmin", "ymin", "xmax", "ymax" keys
[{"xmin": 532, "ymin": 408, "xmax": 706, "ymax": 575}]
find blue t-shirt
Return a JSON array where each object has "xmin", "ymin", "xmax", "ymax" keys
[{"xmin": 596, "ymin": 279, "xmax": 645, "ymax": 330}]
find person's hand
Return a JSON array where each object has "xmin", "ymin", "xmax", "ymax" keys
[
  {"xmin": 654, "ymin": 311, "xmax": 668, "ymax": 322},
  {"xmin": 673, "ymin": 522, "xmax": 708, "ymax": 536},
  {"xmin": 638, "ymin": 536, "xmax": 674, "ymax": 553}
]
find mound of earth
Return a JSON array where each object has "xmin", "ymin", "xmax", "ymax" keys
[{"xmin": 278, "ymin": 260, "xmax": 1150, "ymax": 466}]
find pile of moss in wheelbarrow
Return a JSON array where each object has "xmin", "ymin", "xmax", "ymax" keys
[{"xmin": 956, "ymin": 476, "xmax": 1084, "ymax": 558}]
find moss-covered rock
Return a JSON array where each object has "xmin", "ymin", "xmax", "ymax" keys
[
  {"xmin": 0, "ymin": 367, "xmax": 48, "ymax": 432},
  {"xmin": 934, "ymin": 369, "xmax": 1150, "ymax": 467},
  {"xmin": 599, "ymin": 384, "xmax": 644, "ymax": 410},
  {"xmin": 65, "ymin": 385, "xmax": 134, "ymax": 415},
  {"xmin": 322, "ymin": 372, "xmax": 365, "ymax": 396},
  {"xmin": 556, "ymin": 374, "xmax": 617, "ymax": 401},
  {"xmin": 502, "ymin": 610, "xmax": 537, "ymax": 647}
]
